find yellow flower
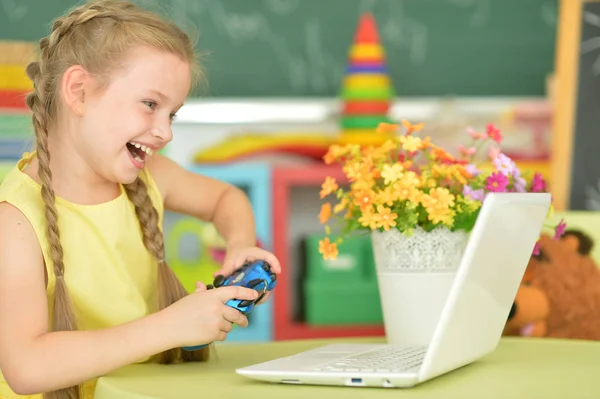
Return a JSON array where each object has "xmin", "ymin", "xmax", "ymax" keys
[
  {"xmin": 343, "ymin": 160, "xmax": 374, "ymax": 183},
  {"xmin": 427, "ymin": 206, "xmax": 455, "ymax": 226},
  {"xmin": 381, "ymin": 163, "xmax": 403, "ymax": 185},
  {"xmin": 399, "ymin": 171, "xmax": 421, "ymax": 188},
  {"xmin": 395, "ymin": 186, "xmax": 412, "ymax": 201},
  {"xmin": 431, "ymin": 164, "xmax": 447, "ymax": 178},
  {"xmin": 429, "ymin": 187, "xmax": 455, "ymax": 209},
  {"xmin": 375, "ymin": 139, "xmax": 397, "ymax": 155},
  {"xmin": 376, "ymin": 186, "xmax": 397, "ymax": 206},
  {"xmin": 450, "ymin": 165, "xmax": 469, "ymax": 185},
  {"xmin": 399, "ymin": 136, "xmax": 422, "ymax": 152},
  {"xmin": 333, "ymin": 197, "xmax": 349, "ymax": 213},
  {"xmin": 420, "ymin": 187, "xmax": 456, "ymax": 226},
  {"xmin": 358, "ymin": 208, "xmax": 378, "ymax": 229},
  {"xmin": 319, "ymin": 203, "xmax": 331, "ymax": 224},
  {"xmin": 320, "ymin": 176, "xmax": 338, "ymax": 199},
  {"xmin": 373, "ymin": 204, "xmax": 398, "ymax": 231},
  {"xmin": 351, "ymin": 179, "xmax": 374, "ymax": 191},
  {"xmin": 318, "ymin": 237, "xmax": 338, "ymax": 260}
]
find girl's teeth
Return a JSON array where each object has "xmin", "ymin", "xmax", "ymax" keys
[{"xmin": 129, "ymin": 142, "xmax": 154, "ymax": 156}]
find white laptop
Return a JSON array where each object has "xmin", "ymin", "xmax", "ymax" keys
[{"xmin": 236, "ymin": 192, "xmax": 551, "ymax": 388}]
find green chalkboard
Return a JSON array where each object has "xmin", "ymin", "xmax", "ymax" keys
[{"xmin": 0, "ymin": 0, "xmax": 558, "ymax": 97}]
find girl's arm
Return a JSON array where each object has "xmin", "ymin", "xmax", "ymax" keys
[
  {"xmin": 147, "ymin": 154, "xmax": 257, "ymax": 248},
  {"xmin": 146, "ymin": 154, "xmax": 281, "ymax": 275},
  {"xmin": 0, "ymin": 202, "xmax": 176, "ymax": 395}
]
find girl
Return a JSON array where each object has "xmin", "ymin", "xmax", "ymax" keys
[{"xmin": 0, "ymin": 1, "xmax": 281, "ymax": 398}]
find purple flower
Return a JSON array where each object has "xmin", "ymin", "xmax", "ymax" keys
[
  {"xmin": 532, "ymin": 241, "xmax": 541, "ymax": 256},
  {"xmin": 463, "ymin": 185, "xmax": 485, "ymax": 201},
  {"xmin": 510, "ymin": 166, "xmax": 527, "ymax": 192},
  {"xmin": 513, "ymin": 177, "xmax": 527, "ymax": 193},
  {"xmin": 531, "ymin": 172, "xmax": 546, "ymax": 192},
  {"xmin": 485, "ymin": 172, "xmax": 509, "ymax": 192},
  {"xmin": 465, "ymin": 163, "xmax": 480, "ymax": 176},
  {"xmin": 493, "ymin": 153, "xmax": 516, "ymax": 176},
  {"xmin": 554, "ymin": 219, "xmax": 566, "ymax": 239}
]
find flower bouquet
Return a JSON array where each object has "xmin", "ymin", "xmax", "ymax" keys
[
  {"xmin": 316, "ymin": 120, "xmax": 565, "ymax": 346},
  {"xmin": 318, "ymin": 121, "xmax": 565, "ymax": 261}
]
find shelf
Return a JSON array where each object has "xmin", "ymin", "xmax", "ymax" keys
[{"xmin": 272, "ymin": 163, "xmax": 385, "ymax": 340}]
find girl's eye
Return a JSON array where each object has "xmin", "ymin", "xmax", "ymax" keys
[{"xmin": 143, "ymin": 100, "xmax": 156, "ymax": 109}]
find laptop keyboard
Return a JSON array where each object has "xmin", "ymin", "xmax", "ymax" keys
[{"xmin": 312, "ymin": 346, "xmax": 427, "ymax": 373}]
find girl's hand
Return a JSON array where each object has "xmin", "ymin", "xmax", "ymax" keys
[
  {"xmin": 215, "ymin": 246, "xmax": 282, "ymax": 304},
  {"xmin": 216, "ymin": 245, "xmax": 282, "ymax": 278},
  {"xmin": 160, "ymin": 282, "xmax": 259, "ymax": 348}
]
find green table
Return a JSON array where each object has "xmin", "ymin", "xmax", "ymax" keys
[{"xmin": 94, "ymin": 337, "xmax": 600, "ymax": 398}]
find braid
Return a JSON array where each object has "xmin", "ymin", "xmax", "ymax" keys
[
  {"xmin": 123, "ymin": 179, "xmax": 209, "ymax": 363},
  {"xmin": 26, "ymin": 61, "xmax": 81, "ymax": 399}
]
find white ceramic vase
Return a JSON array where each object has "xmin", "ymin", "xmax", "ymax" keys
[{"xmin": 371, "ymin": 226, "xmax": 468, "ymax": 346}]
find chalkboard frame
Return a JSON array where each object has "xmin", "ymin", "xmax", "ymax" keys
[{"xmin": 552, "ymin": 0, "xmax": 600, "ymax": 210}]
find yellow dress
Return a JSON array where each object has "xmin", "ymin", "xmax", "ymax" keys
[{"xmin": 0, "ymin": 151, "xmax": 164, "ymax": 398}]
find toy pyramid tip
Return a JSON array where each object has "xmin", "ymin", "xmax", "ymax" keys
[{"xmin": 355, "ymin": 12, "xmax": 380, "ymax": 44}]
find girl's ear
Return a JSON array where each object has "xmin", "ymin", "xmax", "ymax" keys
[{"xmin": 60, "ymin": 64, "xmax": 91, "ymax": 116}]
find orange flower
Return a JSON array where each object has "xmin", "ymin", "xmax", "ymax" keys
[
  {"xmin": 320, "ymin": 176, "xmax": 338, "ymax": 198},
  {"xmin": 343, "ymin": 161, "xmax": 362, "ymax": 181},
  {"xmin": 319, "ymin": 203, "xmax": 331, "ymax": 224},
  {"xmin": 323, "ymin": 151, "xmax": 336, "ymax": 165},
  {"xmin": 322, "ymin": 144, "xmax": 355, "ymax": 164},
  {"xmin": 402, "ymin": 119, "xmax": 424, "ymax": 135},
  {"xmin": 421, "ymin": 136, "xmax": 432, "ymax": 149},
  {"xmin": 451, "ymin": 165, "xmax": 468, "ymax": 185},
  {"xmin": 318, "ymin": 237, "xmax": 338, "ymax": 260},
  {"xmin": 376, "ymin": 122, "xmax": 399, "ymax": 134},
  {"xmin": 432, "ymin": 147, "xmax": 455, "ymax": 163},
  {"xmin": 352, "ymin": 189, "xmax": 375, "ymax": 211},
  {"xmin": 373, "ymin": 204, "xmax": 398, "ymax": 231}
]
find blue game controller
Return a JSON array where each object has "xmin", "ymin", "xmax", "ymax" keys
[{"xmin": 182, "ymin": 259, "xmax": 277, "ymax": 351}]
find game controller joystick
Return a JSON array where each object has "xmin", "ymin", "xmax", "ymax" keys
[{"xmin": 182, "ymin": 259, "xmax": 277, "ymax": 351}]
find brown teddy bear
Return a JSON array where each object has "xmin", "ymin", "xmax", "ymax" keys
[{"xmin": 504, "ymin": 229, "xmax": 600, "ymax": 340}]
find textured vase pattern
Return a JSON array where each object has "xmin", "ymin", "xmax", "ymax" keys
[{"xmin": 372, "ymin": 226, "xmax": 469, "ymax": 273}]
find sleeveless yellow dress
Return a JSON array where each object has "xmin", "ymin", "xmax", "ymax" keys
[{"xmin": 0, "ymin": 151, "xmax": 163, "ymax": 398}]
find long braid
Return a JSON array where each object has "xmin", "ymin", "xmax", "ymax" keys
[
  {"xmin": 123, "ymin": 179, "xmax": 209, "ymax": 363},
  {"xmin": 25, "ymin": 57, "xmax": 81, "ymax": 399}
]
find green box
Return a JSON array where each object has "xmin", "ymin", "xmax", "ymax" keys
[
  {"xmin": 304, "ymin": 279, "xmax": 383, "ymax": 325},
  {"xmin": 304, "ymin": 233, "xmax": 375, "ymax": 283}
]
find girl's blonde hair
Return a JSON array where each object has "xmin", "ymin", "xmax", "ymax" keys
[{"xmin": 24, "ymin": 1, "xmax": 206, "ymax": 398}]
